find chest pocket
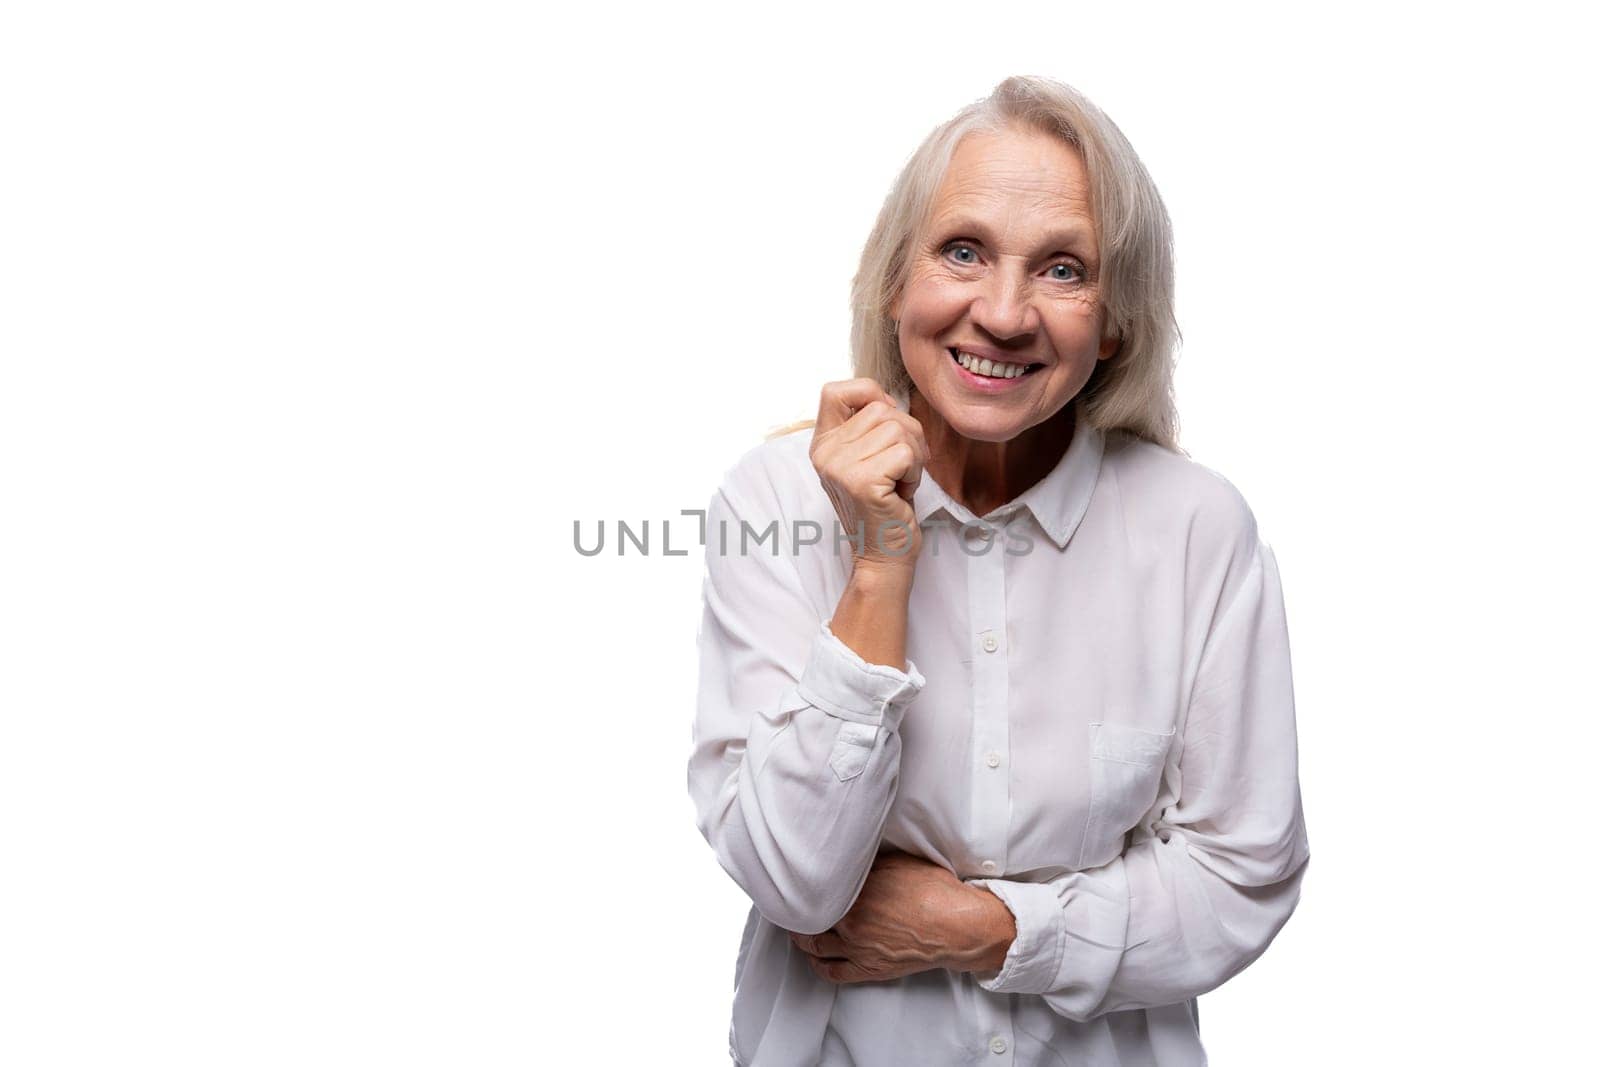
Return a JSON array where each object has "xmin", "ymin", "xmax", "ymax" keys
[{"xmin": 1076, "ymin": 721, "xmax": 1175, "ymax": 870}]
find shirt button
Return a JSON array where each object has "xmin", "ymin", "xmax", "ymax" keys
[
  {"xmin": 985, "ymin": 751, "xmax": 1002, "ymax": 768},
  {"xmin": 981, "ymin": 860, "xmax": 998, "ymax": 874},
  {"xmin": 990, "ymin": 1036, "xmax": 1008, "ymax": 1054},
  {"xmin": 981, "ymin": 633, "xmax": 999, "ymax": 653},
  {"xmin": 964, "ymin": 523, "xmax": 992, "ymax": 543}
]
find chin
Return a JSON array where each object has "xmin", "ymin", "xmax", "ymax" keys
[{"xmin": 932, "ymin": 401, "xmax": 1038, "ymax": 443}]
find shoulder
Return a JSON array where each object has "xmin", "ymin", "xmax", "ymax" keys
[
  {"xmin": 1099, "ymin": 428, "xmax": 1262, "ymax": 567},
  {"xmin": 708, "ymin": 426, "xmax": 826, "ymax": 522}
]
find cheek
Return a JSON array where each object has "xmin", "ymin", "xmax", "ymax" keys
[
  {"xmin": 1042, "ymin": 302, "xmax": 1106, "ymax": 347},
  {"xmin": 899, "ymin": 275, "xmax": 968, "ymax": 332}
]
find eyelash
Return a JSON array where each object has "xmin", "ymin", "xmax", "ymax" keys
[{"xmin": 940, "ymin": 240, "xmax": 1085, "ymax": 282}]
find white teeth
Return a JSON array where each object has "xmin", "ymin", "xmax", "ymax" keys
[{"xmin": 955, "ymin": 349, "xmax": 1030, "ymax": 380}]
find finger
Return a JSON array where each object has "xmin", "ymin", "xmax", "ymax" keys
[
  {"xmin": 789, "ymin": 930, "xmax": 849, "ymax": 959},
  {"xmin": 813, "ymin": 406, "xmax": 928, "ymax": 495},
  {"xmin": 851, "ymin": 425, "xmax": 923, "ymax": 498},
  {"xmin": 805, "ymin": 954, "xmax": 867, "ymax": 985},
  {"xmin": 869, "ymin": 441, "xmax": 922, "ymax": 506},
  {"xmin": 826, "ymin": 958, "xmax": 889, "ymax": 984},
  {"xmin": 810, "ymin": 399, "xmax": 900, "ymax": 466},
  {"xmin": 893, "ymin": 445, "xmax": 922, "ymax": 503},
  {"xmin": 812, "ymin": 931, "xmax": 849, "ymax": 958},
  {"xmin": 815, "ymin": 378, "xmax": 892, "ymax": 437},
  {"xmin": 845, "ymin": 406, "xmax": 929, "ymax": 469}
]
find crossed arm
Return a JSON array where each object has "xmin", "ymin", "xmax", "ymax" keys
[
  {"xmin": 787, "ymin": 848, "xmax": 1016, "ymax": 982},
  {"xmin": 688, "ymin": 385, "xmax": 1307, "ymax": 1017}
]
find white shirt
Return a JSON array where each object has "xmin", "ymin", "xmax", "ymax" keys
[{"xmin": 687, "ymin": 395, "xmax": 1310, "ymax": 1066}]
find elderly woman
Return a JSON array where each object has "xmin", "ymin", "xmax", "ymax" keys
[{"xmin": 687, "ymin": 75, "xmax": 1309, "ymax": 1066}]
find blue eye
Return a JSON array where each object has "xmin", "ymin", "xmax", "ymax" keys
[
  {"xmin": 943, "ymin": 242, "xmax": 979, "ymax": 265},
  {"xmin": 1048, "ymin": 262, "xmax": 1083, "ymax": 282}
]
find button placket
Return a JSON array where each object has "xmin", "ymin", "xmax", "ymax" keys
[
  {"xmin": 966, "ymin": 516, "xmax": 1011, "ymax": 881},
  {"xmin": 970, "ymin": 971, "xmax": 1015, "ymax": 1064}
]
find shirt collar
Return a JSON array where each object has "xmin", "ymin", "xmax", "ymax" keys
[{"xmin": 893, "ymin": 386, "xmax": 1105, "ymax": 551}]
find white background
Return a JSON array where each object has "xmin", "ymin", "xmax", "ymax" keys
[{"xmin": 3, "ymin": 2, "xmax": 1596, "ymax": 1063}]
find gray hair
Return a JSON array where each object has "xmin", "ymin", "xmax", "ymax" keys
[{"xmin": 849, "ymin": 75, "xmax": 1181, "ymax": 450}]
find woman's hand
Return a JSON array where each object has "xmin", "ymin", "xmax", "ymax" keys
[
  {"xmin": 810, "ymin": 379, "xmax": 930, "ymax": 572},
  {"xmin": 788, "ymin": 849, "xmax": 1017, "ymax": 984}
]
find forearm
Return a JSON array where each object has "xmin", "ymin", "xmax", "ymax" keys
[
  {"xmin": 947, "ymin": 883, "xmax": 1018, "ymax": 974},
  {"xmin": 693, "ymin": 617, "xmax": 926, "ymax": 936},
  {"xmin": 967, "ymin": 827, "xmax": 1309, "ymax": 1019},
  {"xmin": 829, "ymin": 560, "xmax": 915, "ymax": 671},
  {"xmin": 706, "ymin": 718, "xmax": 905, "ymax": 934}
]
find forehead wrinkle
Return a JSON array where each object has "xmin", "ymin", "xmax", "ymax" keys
[
  {"xmin": 929, "ymin": 188, "xmax": 1097, "ymax": 254},
  {"xmin": 928, "ymin": 155, "xmax": 1097, "ymax": 252},
  {"xmin": 938, "ymin": 165, "xmax": 1090, "ymax": 209},
  {"xmin": 928, "ymin": 128, "xmax": 1100, "ymax": 251}
]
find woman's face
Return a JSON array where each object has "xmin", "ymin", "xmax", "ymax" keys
[{"xmin": 892, "ymin": 124, "xmax": 1117, "ymax": 443}]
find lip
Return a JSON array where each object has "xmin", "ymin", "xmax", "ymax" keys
[{"xmin": 946, "ymin": 346, "xmax": 1044, "ymax": 392}]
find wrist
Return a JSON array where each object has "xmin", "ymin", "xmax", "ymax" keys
[
  {"xmin": 945, "ymin": 884, "xmax": 1017, "ymax": 974},
  {"xmin": 848, "ymin": 556, "xmax": 917, "ymax": 596},
  {"xmin": 830, "ymin": 559, "xmax": 913, "ymax": 672}
]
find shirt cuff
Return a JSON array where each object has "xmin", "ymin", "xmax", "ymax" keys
[
  {"xmin": 794, "ymin": 622, "xmax": 925, "ymax": 730},
  {"xmin": 965, "ymin": 878, "xmax": 1068, "ymax": 995}
]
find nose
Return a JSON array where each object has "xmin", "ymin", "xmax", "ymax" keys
[{"xmin": 969, "ymin": 259, "xmax": 1040, "ymax": 340}]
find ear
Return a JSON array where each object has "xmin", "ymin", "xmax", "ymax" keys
[{"xmin": 1097, "ymin": 311, "xmax": 1121, "ymax": 360}]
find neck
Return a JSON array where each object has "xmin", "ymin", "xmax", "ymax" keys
[{"xmin": 909, "ymin": 388, "xmax": 1076, "ymax": 517}]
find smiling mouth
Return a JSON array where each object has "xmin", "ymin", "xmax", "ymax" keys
[{"xmin": 948, "ymin": 347, "xmax": 1045, "ymax": 380}]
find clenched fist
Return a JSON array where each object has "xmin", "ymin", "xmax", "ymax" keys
[{"xmin": 809, "ymin": 379, "xmax": 931, "ymax": 572}]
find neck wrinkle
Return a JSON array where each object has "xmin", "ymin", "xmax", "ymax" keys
[{"xmin": 909, "ymin": 388, "xmax": 1076, "ymax": 518}]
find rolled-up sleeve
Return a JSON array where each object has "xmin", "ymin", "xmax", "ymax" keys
[
  {"xmin": 687, "ymin": 458, "xmax": 925, "ymax": 936},
  {"xmin": 969, "ymin": 535, "xmax": 1309, "ymax": 1019}
]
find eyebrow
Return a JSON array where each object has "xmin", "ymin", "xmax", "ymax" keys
[{"xmin": 928, "ymin": 215, "xmax": 1096, "ymax": 255}]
